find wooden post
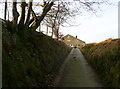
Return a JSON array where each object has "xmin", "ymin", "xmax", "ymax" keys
[
  {"xmin": 39, "ymin": 24, "xmax": 41, "ymax": 32},
  {"xmin": 51, "ymin": 27, "xmax": 53, "ymax": 37},
  {"xmin": 46, "ymin": 25, "xmax": 48, "ymax": 35},
  {"xmin": 8, "ymin": 9, "xmax": 9, "ymax": 20}
]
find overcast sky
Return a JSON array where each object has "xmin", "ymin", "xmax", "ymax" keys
[
  {"xmin": 0, "ymin": 0, "xmax": 119, "ymax": 43},
  {"xmin": 60, "ymin": 1, "xmax": 119, "ymax": 43}
]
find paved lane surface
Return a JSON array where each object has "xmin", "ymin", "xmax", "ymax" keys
[{"xmin": 54, "ymin": 48, "xmax": 102, "ymax": 87}]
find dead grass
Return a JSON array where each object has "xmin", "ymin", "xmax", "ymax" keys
[{"xmin": 80, "ymin": 38, "xmax": 120, "ymax": 87}]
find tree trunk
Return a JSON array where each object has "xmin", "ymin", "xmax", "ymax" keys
[
  {"xmin": 12, "ymin": 0, "xmax": 19, "ymax": 25},
  {"xmin": 25, "ymin": 0, "xmax": 33, "ymax": 27},
  {"xmin": 4, "ymin": 0, "xmax": 7, "ymax": 20},
  {"xmin": 56, "ymin": 28, "xmax": 59, "ymax": 40},
  {"xmin": 12, "ymin": 0, "xmax": 19, "ymax": 33},
  {"xmin": 56, "ymin": 17, "xmax": 60, "ymax": 40},
  {"xmin": 18, "ymin": 0, "xmax": 26, "ymax": 30}
]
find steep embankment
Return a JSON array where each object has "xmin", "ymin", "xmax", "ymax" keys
[
  {"xmin": 80, "ymin": 39, "xmax": 120, "ymax": 87},
  {"xmin": 2, "ymin": 20, "xmax": 71, "ymax": 87}
]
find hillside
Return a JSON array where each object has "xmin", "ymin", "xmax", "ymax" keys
[
  {"xmin": 2, "ymin": 20, "xmax": 71, "ymax": 87},
  {"xmin": 80, "ymin": 39, "xmax": 120, "ymax": 87}
]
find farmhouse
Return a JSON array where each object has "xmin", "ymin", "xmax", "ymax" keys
[{"xmin": 62, "ymin": 34, "xmax": 85, "ymax": 47}]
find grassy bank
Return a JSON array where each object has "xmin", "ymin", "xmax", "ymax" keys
[
  {"xmin": 80, "ymin": 39, "xmax": 120, "ymax": 87},
  {"xmin": 2, "ymin": 20, "xmax": 71, "ymax": 87}
]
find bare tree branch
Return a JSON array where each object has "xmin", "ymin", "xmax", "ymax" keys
[
  {"xmin": 31, "ymin": 9, "xmax": 37, "ymax": 22},
  {"xmin": 30, "ymin": 2, "xmax": 54, "ymax": 31}
]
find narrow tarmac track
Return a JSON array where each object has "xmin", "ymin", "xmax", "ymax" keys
[{"xmin": 54, "ymin": 48, "xmax": 102, "ymax": 87}]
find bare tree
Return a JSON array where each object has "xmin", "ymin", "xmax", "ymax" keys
[
  {"xmin": 5, "ymin": 0, "xmax": 54, "ymax": 34},
  {"xmin": 42, "ymin": 0, "xmax": 108, "ymax": 40},
  {"xmin": 43, "ymin": 1, "xmax": 70, "ymax": 39},
  {"xmin": 3, "ymin": 0, "xmax": 109, "ymax": 35}
]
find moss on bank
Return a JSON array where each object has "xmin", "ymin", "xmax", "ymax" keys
[
  {"xmin": 2, "ymin": 20, "xmax": 71, "ymax": 87},
  {"xmin": 80, "ymin": 39, "xmax": 120, "ymax": 87}
]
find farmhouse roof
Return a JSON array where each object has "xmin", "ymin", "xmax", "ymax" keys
[{"xmin": 64, "ymin": 34, "xmax": 85, "ymax": 43}]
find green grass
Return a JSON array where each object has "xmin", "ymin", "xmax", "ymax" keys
[{"xmin": 2, "ymin": 21, "xmax": 71, "ymax": 87}]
